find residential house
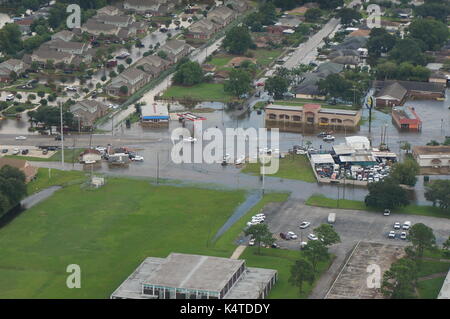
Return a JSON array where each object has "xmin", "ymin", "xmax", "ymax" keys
[
  {"xmin": 97, "ymin": 5, "xmax": 120, "ymax": 16},
  {"xmin": 134, "ymin": 55, "xmax": 170, "ymax": 78},
  {"xmin": 106, "ymin": 67, "xmax": 151, "ymax": 96},
  {"xmin": 81, "ymin": 19, "xmax": 120, "ymax": 36},
  {"xmin": 30, "ymin": 48, "xmax": 74, "ymax": 66},
  {"xmin": 373, "ymin": 82, "xmax": 407, "ymax": 107},
  {"xmin": 0, "ymin": 158, "xmax": 37, "ymax": 183},
  {"xmin": 331, "ymin": 56, "xmax": 361, "ymax": 68},
  {"xmin": 275, "ymin": 16, "xmax": 302, "ymax": 29},
  {"xmin": 130, "ymin": 21, "xmax": 147, "ymax": 34},
  {"xmin": 0, "ymin": 59, "xmax": 29, "ymax": 82},
  {"xmin": 14, "ymin": 18, "xmax": 34, "ymax": 34},
  {"xmin": 123, "ymin": 0, "xmax": 181, "ymax": 15},
  {"xmin": 94, "ymin": 14, "xmax": 134, "ymax": 28},
  {"xmin": 159, "ymin": 39, "xmax": 193, "ymax": 63},
  {"xmin": 44, "ymin": 39, "xmax": 89, "ymax": 55},
  {"xmin": 79, "ymin": 149, "xmax": 102, "ymax": 163},
  {"xmin": 225, "ymin": 0, "xmax": 248, "ymax": 13},
  {"xmin": 70, "ymin": 100, "xmax": 109, "ymax": 127},
  {"xmin": 207, "ymin": 6, "xmax": 236, "ymax": 27},
  {"xmin": 429, "ymin": 71, "xmax": 448, "ymax": 86},
  {"xmin": 51, "ymin": 30, "xmax": 75, "ymax": 42},
  {"xmin": 186, "ymin": 18, "xmax": 219, "ymax": 40}
]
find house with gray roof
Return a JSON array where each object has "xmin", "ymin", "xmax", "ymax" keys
[
  {"xmin": 186, "ymin": 18, "xmax": 220, "ymax": 40},
  {"xmin": 44, "ymin": 39, "xmax": 89, "ymax": 55},
  {"xmin": 81, "ymin": 18, "xmax": 120, "ymax": 36},
  {"xmin": 134, "ymin": 55, "xmax": 170, "ymax": 77},
  {"xmin": 30, "ymin": 48, "xmax": 74, "ymax": 66},
  {"xmin": 159, "ymin": 39, "xmax": 193, "ymax": 63},
  {"xmin": 51, "ymin": 30, "xmax": 75, "ymax": 42},
  {"xmin": 123, "ymin": 0, "xmax": 181, "ymax": 15},
  {"xmin": 0, "ymin": 59, "xmax": 29, "ymax": 82},
  {"xmin": 94, "ymin": 14, "xmax": 134, "ymax": 28},
  {"xmin": 106, "ymin": 67, "xmax": 151, "ymax": 96},
  {"xmin": 207, "ymin": 6, "xmax": 236, "ymax": 27},
  {"xmin": 225, "ymin": 0, "xmax": 248, "ymax": 13},
  {"xmin": 97, "ymin": 5, "xmax": 120, "ymax": 16},
  {"xmin": 70, "ymin": 100, "xmax": 109, "ymax": 127}
]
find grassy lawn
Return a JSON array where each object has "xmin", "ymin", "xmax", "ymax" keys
[
  {"xmin": 3, "ymin": 103, "xmax": 36, "ymax": 116},
  {"xmin": 6, "ymin": 148, "xmax": 85, "ymax": 164},
  {"xmin": 241, "ymin": 155, "xmax": 316, "ymax": 183},
  {"xmin": 417, "ymin": 260, "xmax": 450, "ymax": 278},
  {"xmin": 417, "ymin": 276, "xmax": 447, "ymax": 299},
  {"xmin": 209, "ymin": 55, "xmax": 233, "ymax": 68},
  {"xmin": 0, "ymin": 177, "xmax": 247, "ymax": 298},
  {"xmin": 305, "ymin": 195, "xmax": 450, "ymax": 219},
  {"xmin": 27, "ymin": 168, "xmax": 88, "ymax": 194},
  {"xmin": 241, "ymin": 247, "xmax": 333, "ymax": 299},
  {"xmin": 162, "ymin": 83, "xmax": 234, "ymax": 102},
  {"xmin": 251, "ymin": 49, "xmax": 284, "ymax": 67}
]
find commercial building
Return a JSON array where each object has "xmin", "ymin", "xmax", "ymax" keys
[
  {"xmin": 391, "ymin": 106, "xmax": 422, "ymax": 131},
  {"xmin": 265, "ymin": 104, "xmax": 361, "ymax": 130},
  {"xmin": 141, "ymin": 103, "xmax": 169, "ymax": 126},
  {"xmin": 111, "ymin": 253, "xmax": 277, "ymax": 299},
  {"xmin": 412, "ymin": 146, "xmax": 450, "ymax": 169}
]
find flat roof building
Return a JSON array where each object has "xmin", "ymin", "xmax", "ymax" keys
[
  {"xmin": 141, "ymin": 103, "xmax": 169, "ymax": 126},
  {"xmin": 111, "ymin": 253, "xmax": 277, "ymax": 299},
  {"xmin": 391, "ymin": 106, "xmax": 422, "ymax": 132},
  {"xmin": 412, "ymin": 145, "xmax": 450, "ymax": 169}
]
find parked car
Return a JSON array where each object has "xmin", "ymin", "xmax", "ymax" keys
[
  {"xmin": 383, "ymin": 209, "xmax": 391, "ymax": 216},
  {"xmin": 248, "ymin": 238, "xmax": 255, "ymax": 246},
  {"xmin": 388, "ymin": 231, "xmax": 396, "ymax": 239},
  {"xmin": 400, "ymin": 232, "xmax": 407, "ymax": 240},
  {"xmin": 280, "ymin": 232, "xmax": 288, "ymax": 240},
  {"xmin": 402, "ymin": 221, "xmax": 411, "ymax": 230},
  {"xmin": 323, "ymin": 135, "xmax": 335, "ymax": 142},
  {"xmin": 66, "ymin": 86, "xmax": 77, "ymax": 92},
  {"xmin": 6, "ymin": 94, "xmax": 14, "ymax": 101},
  {"xmin": 307, "ymin": 234, "xmax": 318, "ymax": 241},
  {"xmin": 287, "ymin": 231, "xmax": 298, "ymax": 239},
  {"xmin": 15, "ymin": 136, "xmax": 26, "ymax": 140},
  {"xmin": 1, "ymin": 149, "xmax": 8, "ymax": 153},
  {"xmin": 299, "ymin": 221, "xmax": 310, "ymax": 229},
  {"xmin": 42, "ymin": 149, "xmax": 48, "ymax": 155},
  {"xmin": 12, "ymin": 148, "xmax": 20, "ymax": 155},
  {"xmin": 54, "ymin": 135, "xmax": 63, "ymax": 141},
  {"xmin": 271, "ymin": 243, "xmax": 279, "ymax": 249},
  {"xmin": 393, "ymin": 222, "xmax": 401, "ymax": 230},
  {"xmin": 21, "ymin": 149, "xmax": 29, "ymax": 155}
]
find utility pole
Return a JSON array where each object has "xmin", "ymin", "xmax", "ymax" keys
[
  {"xmin": 156, "ymin": 151, "xmax": 160, "ymax": 184},
  {"xmin": 59, "ymin": 102, "xmax": 64, "ymax": 169}
]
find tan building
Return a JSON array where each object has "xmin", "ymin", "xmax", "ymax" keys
[
  {"xmin": 0, "ymin": 158, "xmax": 37, "ymax": 183},
  {"xmin": 265, "ymin": 103, "xmax": 361, "ymax": 129},
  {"xmin": 412, "ymin": 146, "xmax": 450, "ymax": 170}
]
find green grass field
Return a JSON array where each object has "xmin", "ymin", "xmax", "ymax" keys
[
  {"xmin": 27, "ymin": 168, "xmax": 88, "ymax": 194},
  {"xmin": 0, "ymin": 178, "xmax": 247, "ymax": 298},
  {"xmin": 6, "ymin": 148, "xmax": 85, "ymax": 164},
  {"xmin": 241, "ymin": 155, "xmax": 316, "ymax": 183},
  {"xmin": 305, "ymin": 195, "xmax": 450, "ymax": 219},
  {"xmin": 162, "ymin": 83, "xmax": 233, "ymax": 102},
  {"xmin": 251, "ymin": 49, "xmax": 284, "ymax": 67},
  {"xmin": 417, "ymin": 276, "xmax": 447, "ymax": 299}
]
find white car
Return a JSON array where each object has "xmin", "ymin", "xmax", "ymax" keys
[
  {"xmin": 6, "ymin": 94, "xmax": 14, "ymax": 101},
  {"xmin": 248, "ymin": 238, "xmax": 255, "ymax": 246},
  {"xmin": 400, "ymin": 232, "xmax": 407, "ymax": 240},
  {"xmin": 403, "ymin": 221, "xmax": 411, "ymax": 230},
  {"xmin": 66, "ymin": 86, "xmax": 77, "ymax": 92},
  {"xmin": 132, "ymin": 155, "xmax": 144, "ymax": 161},
  {"xmin": 307, "ymin": 234, "xmax": 318, "ymax": 241},
  {"xmin": 300, "ymin": 241, "xmax": 308, "ymax": 249},
  {"xmin": 84, "ymin": 160, "xmax": 96, "ymax": 164},
  {"xmin": 393, "ymin": 222, "xmax": 401, "ymax": 230},
  {"xmin": 299, "ymin": 221, "xmax": 311, "ymax": 229},
  {"xmin": 383, "ymin": 209, "xmax": 391, "ymax": 216},
  {"xmin": 12, "ymin": 148, "xmax": 20, "ymax": 155},
  {"xmin": 95, "ymin": 146, "xmax": 107, "ymax": 153},
  {"xmin": 183, "ymin": 137, "xmax": 197, "ymax": 143},
  {"xmin": 15, "ymin": 136, "xmax": 26, "ymax": 140},
  {"xmin": 235, "ymin": 155, "xmax": 245, "ymax": 165},
  {"xmin": 323, "ymin": 135, "xmax": 335, "ymax": 142},
  {"xmin": 287, "ymin": 231, "xmax": 298, "ymax": 239},
  {"xmin": 388, "ymin": 231, "xmax": 396, "ymax": 239}
]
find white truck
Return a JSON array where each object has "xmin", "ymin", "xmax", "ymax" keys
[{"xmin": 328, "ymin": 213, "xmax": 336, "ymax": 224}]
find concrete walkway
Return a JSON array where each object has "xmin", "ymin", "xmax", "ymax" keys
[{"xmin": 230, "ymin": 245, "xmax": 246, "ymax": 260}]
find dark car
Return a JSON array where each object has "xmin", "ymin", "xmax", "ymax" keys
[
  {"xmin": 2, "ymin": 149, "xmax": 8, "ymax": 153},
  {"xmin": 54, "ymin": 135, "xmax": 62, "ymax": 141},
  {"xmin": 279, "ymin": 232, "xmax": 288, "ymax": 240},
  {"xmin": 42, "ymin": 149, "xmax": 48, "ymax": 155},
  {"xmin": 271, "ymin": 243, "xmax": 279, "ymax": 249},
  {"xmin": 21, "ymin": 149, "xmax": 29, "ymax": 155}
]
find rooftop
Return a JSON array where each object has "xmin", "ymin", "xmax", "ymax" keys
[
  {"xmin": 144, "ymin": 253, "xmax": 244, "ymax": 292},
  {"xmin": 413, "ymin": 145, "xmax": 450, "ymax": 155}
]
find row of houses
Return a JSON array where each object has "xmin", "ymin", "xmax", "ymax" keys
[
  {"xmin": 106, "ymin": 39, "xmax": 193, "ymax": 96},
  {"xmin": 185, "ymin": 2, "xmax": 248, "ymax": 41}
]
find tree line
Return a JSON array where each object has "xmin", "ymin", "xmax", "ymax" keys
[{"xmin": 0, "ymin": 166, "xmax": 27, "ymax": 218}]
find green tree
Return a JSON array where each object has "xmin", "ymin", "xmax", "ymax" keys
[
  {"xmin": 425, "ymin": 180, "xmax": 450, "ymax": 210},
  {"xmin": 365, "ymin": 178, "xmax": 409, "ymax": 209},
  {"xmin": 224, "ymin": 69, "xmax": 252, "ymax": 97},
  {"xmin": 338, "ymin": 8, "xmax": 362, "ymax": 25},
  {"xmin": 173, "ymin": 61, "xmax": 204, "ymax": 86},
  {"xmin": 317, "ymin": 0, "xmax": 343, "ymax": 10},
  {"xmin": 366, "ymin": 28, "xmax": 397, "ymax": 63},
  {"xmin": 318, "ymin": 73, "xmax": 353, "ymax": 101},
  {"xmin": 389, "ymin": 38, "xmax": 426, "ymax": 65},
  {"xmin": 409, "ymin": 18, "xmax": 449, "ymax": 51},
  {"xmin": 389, "ymin": 159, "xmax": 420, "ymax": 186},
  {"xmin": 244, "ymin": 224, "xmax": 275, "ymax": 254},
  {"xmin": 408, "ymin": 223, "xmax": 436, "ymax": 259},
  {"xmin": 119, "ymin": 85, "xmax": 129, "ymax": 95},
  {"xmin": 313, "ymin": 224, "xmax": 341, "ymax": 247},
  {"xmin": 0, "ymin": 165, "xmax": 26, "ymax": 184},
  {"xmin": 157, "ymin": 50, "xmax": 168, "ymax": 60},
  {"xmin": 223, "ymin": 26, "xmax": 254, "ymax": 55},
  {"xmin": 303, "ymin": 240, "xmax": 329, "ymax": 272},
  {"xmin": 289, "ymin": 257, "xmax": 315, "ymax": 295},
  {"xmin": 265, "ymin": 76, "xmax": 289, "ymax": 99},
  {"xmin": 305, "ymin": 8, "xmax": 322, "ymax": 22},
  {"xmin": 117, "ymin": 64, "xmax": 125, "ymax": 73},
  {"xmin": 414, "ymin": 3, "xmax": 450, "ymax": 22},
  {"xmin": 381, "ymin": 257, "xmax": 418, "ymax": 299},
  {"xmin": 0, "ymin": 24, "xmax": 23, "ymax": 55}
]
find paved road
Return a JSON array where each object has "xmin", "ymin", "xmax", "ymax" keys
[
  {"xmin": 260, "ymin": 199, "xmax": 450, "ymax": 299},
  {"xmin": 21, "ymin": 186, "xmax": 62, "ymax": 209}
]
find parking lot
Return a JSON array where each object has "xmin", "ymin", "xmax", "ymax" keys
[{"xmin": 257, "ymin": 199, "xmax": 450, "ymax": 298}]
